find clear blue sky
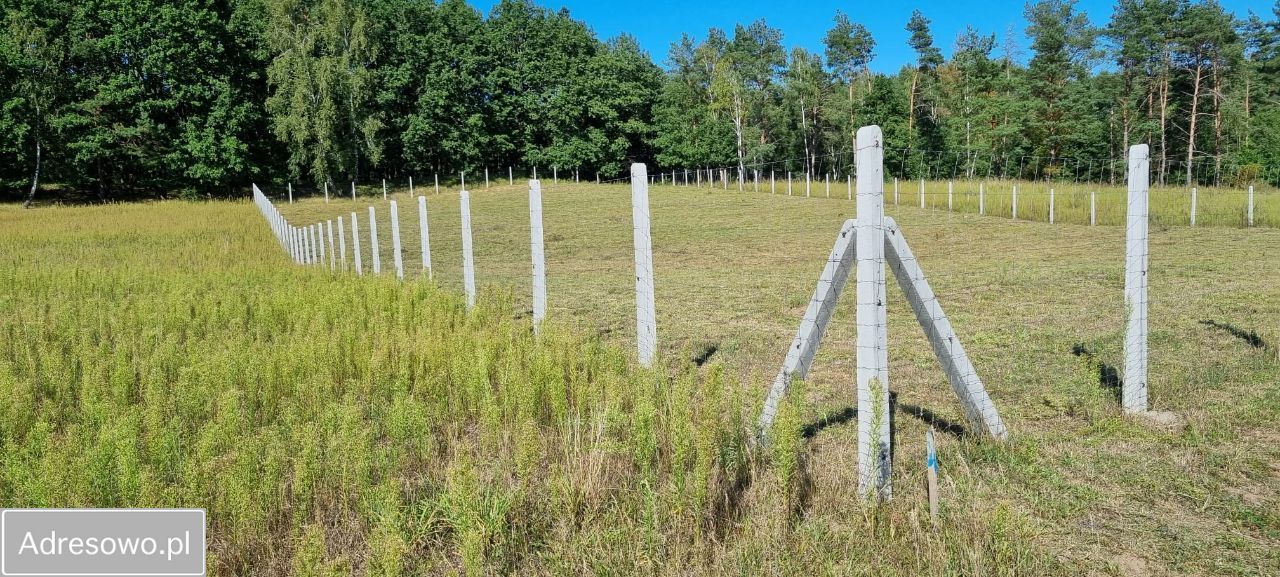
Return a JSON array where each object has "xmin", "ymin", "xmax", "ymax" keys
[{"xmin": 470, "ymin": 0, "xmax": 1273, "ymax": 73}]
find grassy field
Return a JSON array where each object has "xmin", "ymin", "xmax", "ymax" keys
[{"xmin": 3, "ymin": 181, "xmax": 1278, "ymax": 575}]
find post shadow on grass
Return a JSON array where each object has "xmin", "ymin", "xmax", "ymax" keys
[
  {"xmin": 1071, "ymin": 343, "xmax": 1122, "ymax": 403},
  {"xmin": 1198, "ymin": 319, "xmax": 1267, "ymax": 349},
  {"xmin": 691, "ymin": 341, "xmax": 719, "ymax": 366},
  {"xmin": 799, "ymin": 392, "xmax": 966, "ymax": 440},
  {"xmin": 897, "ymin": 402, "xmax": 967, "ymax": 437}
]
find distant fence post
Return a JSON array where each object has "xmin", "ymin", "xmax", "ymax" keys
[
  {"xmin": 805, "ymin": 172, "xmax": 811, "ymax": 197},
  {"xmin": 947, "ymin": 181, "xmax": 953, "ymax": 211},
  {"xmin": 301, "ymin": 226, "xmax": 310, "ymax": 264},
  {"xmin": 1190, "ymin": 187, "xmax": 1197, "ymax": 227},
  {"xmin": 848, "ymin": 174, "xmax": 852, "ymax": 200},
  {"xmin": 826, "ymin": 173, "xmax": 830, "ymax": 198},
  {"xmin": 383, "ymin": 179, "xmax": 388, "ymax": 200},
  {"xmin": 434, "ymin": 174, "xmax": 439, "ymax": 195},
  {"xmin": 327, "ymin": 220, "xmax": 335, "ymax": 270},
  {"xmin": 351, "ymin": 181, "xmax": 356, "ymax": 201},
  {"xmin": 288, "ymin": 183, "xmax": 293, "ymax": 204},
  {"xmin": 1049, "ymin": 188, "xmax": 1055, "ymax": 224},
  {"xmin": 1248, "ymin": 185, "xmax": 1254, "ymax": 227},
  {"xmin": 461, "ymin": 189, "xmax": 476, "ymax": 309},
  {"xmin": 418, "ymin": 195, "xmax": 432, "ymax": 279},
  {"xmin": 894, "ymin": 177, "xmax": 899, "ymax": 205},
  {"xmin": 1124, "ymin": 144, "xmax": 1150, "ymax": 414},
  {"xmin": 351, "ymin": 212, "xmax": 363, "ymax": 276},
  {"xmin": 323, "ymin": 182, "xmax": 328, "ymax": 204},
  {"xmin": 369, "ymin": 206, "xmax": 381, "ymax": 274},
  {"xmin": 409, "ymin": 176, "xmax": 414, "ymax": 197},
  {"xmin": 788, "ymin": 172, "xmax": 793, "ymax": 196},
  {"xmin": 771, "ymin": 170, "xmax": 776, "ymax": 194},
  {"xmin": 979, "ymin": 182, "xmax": 985, "ymax": 215},
  {"xmin": 553, "ymin": 166, "xmax": 558, "ymax": 184},
  {"xmin": 855, "ymin": 125, "xmax": 890, "ymax": 502},
  {"xmin": 530, "ymin": 179, "xmax": 547, "ymax": 331},
  {"xmin": 390, "ymin": 200, "xmax": 404, "ymax": 280},
  {"xmin": 485, "ymin": 168, "xmax": 490, "ymax": 189},
  {"xmin": 631, "ymin": 163, "xmax": 657, "ymax": 367},
  {"xmin": 509, "ymin": 166, "xmax": 513, "ymax": 185},
  {"xmin": 306, "ymin": 226, "xmax": 314, "ymax": 264},
  {"xmin": 919, "ymin": 178, "xmax": 924, "ymax": 209},
  {"xmin": 316, "ymin": 224, "xmax": 326, "ymax": 266},
  {"xmin": 1091, "ymin": 191, "xmax": 1097, "ymax": 226},
  {"xmin": 338, "ymin": 217, "xmax": 347, "ymax": 271},
  {"xmin": 1012, "ymin": 185, "xmax": 1019, "ymax": 220}
]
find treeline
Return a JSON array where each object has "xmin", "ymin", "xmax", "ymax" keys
[{"xmin": 3, "ymin": 0, "xmax": 1279, "ymax": 204}]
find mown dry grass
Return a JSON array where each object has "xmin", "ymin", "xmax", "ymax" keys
[{"xmin": 1, "ymin": 179, "xmax": 1277, "ymax": 575}]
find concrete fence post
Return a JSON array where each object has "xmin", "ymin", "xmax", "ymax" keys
[
  {"xmin": 788, "ymin": 172, "xmax": 793, "ymax": 196},
  {"xmin": 894, "ymin": 177, "xmax": 899, "ymax": 205},
  {"xmin": 317, "ymin": 223, "xmax": 326, "ymax": 266},
  {"xmin": 288, "ymin": 182, "xmax": 293, "ymax": 204},
  {"xmin": 327, "ymin": 220, "xmax": 335, "ymax": 270},
  {"xmin": 1012, "ymin": 185, "xmax": 1019, "ymax": 220},
  {"xmin": 1091, "ymin": 191, "xmax": 1097, "ymax": 226},
  {"xmin": 485, "ymin": 167, "xmax": 490, "ymax": 189},
  {"xmin": 338, "ymin": 217, "xmax": 347, "ymax": 271},
  {"xmin": 390, "ymin": 200, "xmax": 404, "ymax": 280},
  {"xmin": 979, "ymin": 182, "xmax": 985, "ymax": 215},
  {"xmin": 771, "ymin": 170, "xmax": 776, "ymax": 194},
  {"xmin": 434, "ymin": 174, "xmax": 439, "ymax": 195},
  {"xmin": 461, "ymin": 189, "xmax": 476, "ymax": 309},
  {"xmin": 553, "ymin": 166, "xmax": 558, "ymax": 184},
  {"xmin": 351, "ymin": 181, "xmax": 356, "ymax": 201},
  {"xmin": 947, "ymin": 181, "xmax": 953, "ymax": 211},
  {"xmin": 826, "ymin": 173, "xmax": 831, "ymax": 198},
  {"xmin": 919, "ymin": 178, "xmax": 925, "ymax": 209},
  {"xmin": 1248, "ymin": 185, "xmax": 1255, "ymax": 227},
  {"xmin": 418, "ymin": 195, "xmax": 432, "ymax": 279},
  {"xmin": 855, "ymin": 125, "xmax": 890, "ymax": 502},
  {"xmin": 310, "ymin": 225, "xmax": 319, "ymax": 265},
  {"xmin": 509, "ymin": 166, "xmax": 513, "ymax": 185},
  {"xmin": 848, "ymin": 174, "xmax": 853, "ymax": 200},
  {"xmin": 806, "ymin": 171, "xmax": 811, "ymax": 197},
  {"xmin": 1124, "ymin": 144, "xmax": 1150, "ymax": 414},
  {"xmin": 299, "ymin": 226, "xmax": 308, "ymax": 264},
  {"xmin": 409, "ymin": 176, "xmax": 414, "ymax": 197},
  {"xmin": 368, "ymin": 206, "xmax": 381, "ymax": 275},
  {"xmin": 1049, "ymin": 188, "xmax": 1055, "ymax": 224},
  {"xmin": 383, "ymin": 178, "xmax": 387, "ymax": 200},
  {"xmin": 1190, "ymin": 187, "xmax": 1198, "ymax": 227},
  {"xmin": 351, "ymin": 212, "xmax": 363, "ymax": 276},
  {"xmin": 530, "ymin": 180, "xmax": 546, "ymax": 331},
  {"xmin": 631, "ymin": 163, "xmax": 657, "ymax": 367}
]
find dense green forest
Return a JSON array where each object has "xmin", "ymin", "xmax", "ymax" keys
[{"xmin": 3, "ymin": 0, "xmax": 1280, "ymax": 204}]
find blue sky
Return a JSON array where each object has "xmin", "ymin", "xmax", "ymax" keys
[{"xmin": 469, "ymin": 0, "xmax": 1273, "ymax": 72}]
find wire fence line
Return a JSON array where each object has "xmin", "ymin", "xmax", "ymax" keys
[
  {"xmin": 275, "ymin": 167, "xmax": 1275, "ymax": 230},
  {"xmin": 252, "ymin": 129, "xmax": 1177, "ymax": 504}
]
